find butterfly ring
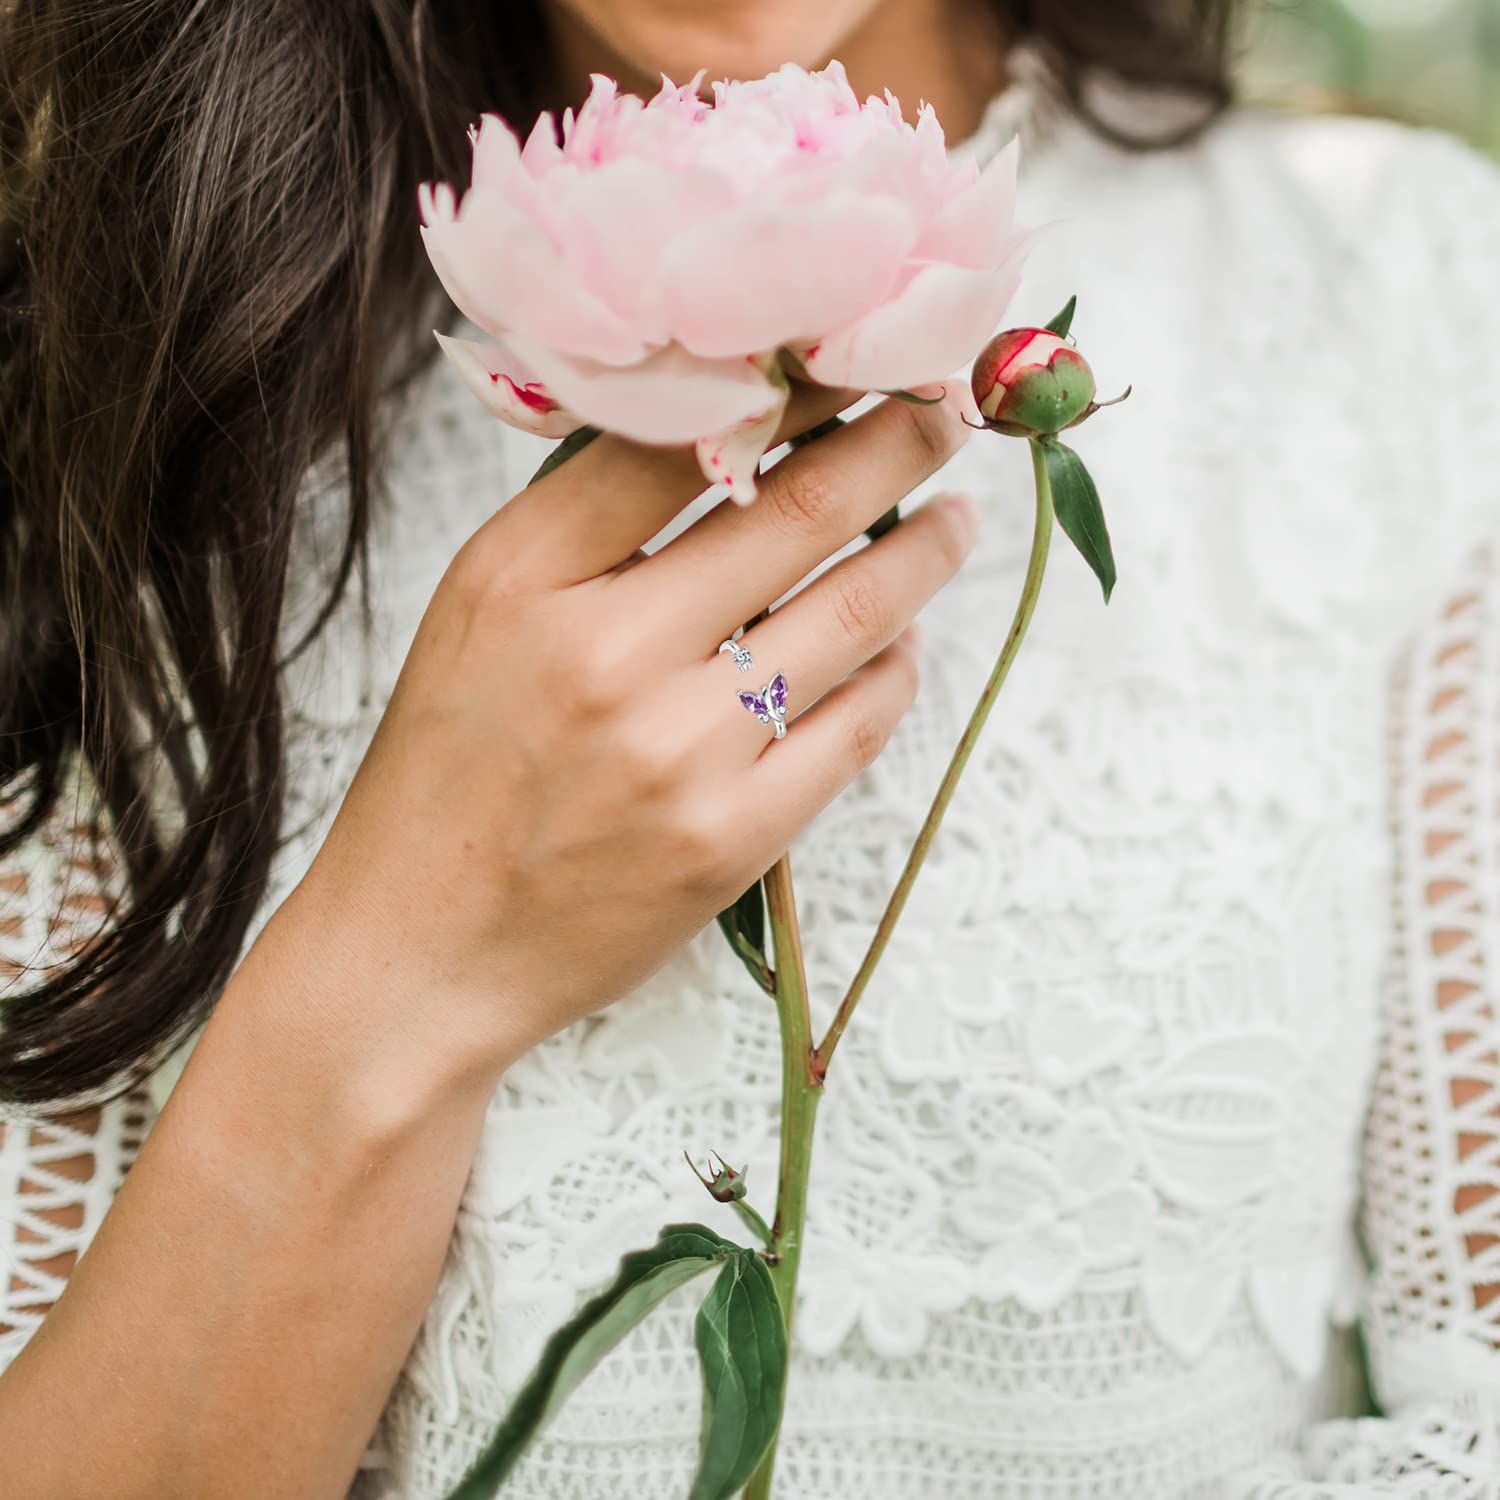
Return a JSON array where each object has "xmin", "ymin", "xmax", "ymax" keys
[{"xmin": 737, "ymin": 672, "xmax": 789, "ymax": 740}]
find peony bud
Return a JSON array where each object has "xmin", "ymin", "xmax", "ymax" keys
[
  {"xmin": 686, "ymin": 1150, "xmax": 749, "ymax": 1203},
  {"xmin": 971, "ymin": 328, "xmax": 1096, "ymax": 438}
]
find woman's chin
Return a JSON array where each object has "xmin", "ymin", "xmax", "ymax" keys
[{"xmin": 543, "ymin": 0, "xmax": 883, "ymax": 91}]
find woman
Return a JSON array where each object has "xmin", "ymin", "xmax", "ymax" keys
[{"xmin": 1, "ymin": 0, "xmax": 1496, "ymax": 1495}]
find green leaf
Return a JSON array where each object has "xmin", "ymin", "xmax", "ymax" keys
[
  {"xmin": 878, "ymin": 387, "xmax": 945, "ymax": 406},
  {"xmin": 688, "ymin": 1250, "xmax": 789, "ymax": 1500},
  {"xmin": 528, "ymin": 425, "xmax": 601, "ymax": 485},
  {"xmin": 716, "ymin": 880, "xmax": 772, "ymax": 994},
  {"xmin": 718, "ymin": 879, "xmax": 764, "ymax": 957},
  {"xmin": 1041, "ymin": 438, "xmax": 1116, "ymax": 603},
  {"xmin": 1044, "ymin": 295, "xmax": 1078, "ymax": 339},
  {"xmin": 446, "ymin": 1224, "xmax": 739, "ymax": 1499}
]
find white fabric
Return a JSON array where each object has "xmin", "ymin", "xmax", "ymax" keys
[
  {"xmin": 7, "ymin": 63, "xmax": 1500, "ymax": 1499},
  {"xmin": 0, "ymin": 788, "xmax": 154, "ymax": 1369}
]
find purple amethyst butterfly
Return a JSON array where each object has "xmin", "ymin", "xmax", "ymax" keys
[{"xmin": 738, "ymin": 672, "xmax": 789, "ymax": 733}]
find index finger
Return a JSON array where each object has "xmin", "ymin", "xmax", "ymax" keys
[
  {"xmin": 638, "ymin": 387, "xmax": 972, "ymax": 639},
  {"xmin": 496, "ymin": 381, "xmax": 862, "ymax": 583}
]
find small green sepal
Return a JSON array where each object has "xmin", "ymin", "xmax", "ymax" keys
[{"xmin": 1044, "ymin": 295, "xmax": 1078, "ymax": 339}]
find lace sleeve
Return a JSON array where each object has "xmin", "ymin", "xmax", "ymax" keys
[
  {"xmin": 1212, "ymin": 115, "xmax": 1500, "ymax": 1496},
  {"xmin": 0, "ymin": 791, "xmax": 156, "ymax": 1376},
  {"xmin": 1226, "ymin": 542, "xmax": 1500, "ymax": 1497}
]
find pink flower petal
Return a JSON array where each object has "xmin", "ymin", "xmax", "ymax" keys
[
  {"xmin": 918, "ymin": 138, "xmax": 1021, "ymax": 269},
  {"xmin": 419, "ymin": 189, "xmax": 648, "ymax": 365},
  {"xmin": 520, "ymin": 111, "xmax": 563, "ymax": 177},
  {"xmin": 695, "ymin": 381, "xmax": 790, "ymax": 502},
  {"xmin": 432, "ymin": 331, "xmax": 581, "ymax": 438},
  {"xmin": 800, "ymin": 252, "xmax": 1025, "ymax": 392},
  {"xmin": 469, "ymin": 113, "xmax": 529, "ymax": 198},
  {"xmin": 507, "ymin": 336, "xmax": 784, "ymax": 447},
  {"xmin": 661, "ymin": 193, "xmax": 917, "ymax": 358},
  {"xmin": 554, "ymin": 159, "xmax": 735, "ymax": 334}
]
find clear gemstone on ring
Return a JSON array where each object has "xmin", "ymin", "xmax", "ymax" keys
[{"xmin": 719, "ymin": 639, "xmax": 755, "ymax": 673}]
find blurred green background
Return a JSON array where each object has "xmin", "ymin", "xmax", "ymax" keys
[{"xmin": 1243, "ymin": 0, "xmax": 1500, "ymax": 152}]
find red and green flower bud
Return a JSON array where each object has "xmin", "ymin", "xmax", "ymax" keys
[
  {"xmin": 971, "ymin": 328, "xmax": 1097, "ymax": 437},
  {"xmin": 685, "ymin": 1150, "xmax": 749, "ymax": 1203}
]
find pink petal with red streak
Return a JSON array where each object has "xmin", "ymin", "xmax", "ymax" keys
[
  {"xmin": 432, "ymin": 331, "xmax": 580, "ymax": 438},
  {"xmin": 695, "ymin": 380, "xmax": 790, "ymax": 502},
  {"xmin": 508, "ymin": 336, "xmax": 784, "ymax": 447}
]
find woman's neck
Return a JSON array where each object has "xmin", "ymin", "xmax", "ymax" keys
[{"xmin": 544, "ymin": 0, "xmax": 1011, "ymax": 146}]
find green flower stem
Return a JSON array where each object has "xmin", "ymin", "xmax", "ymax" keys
[
  {"xmin": 742, "ymin": 437, "xmax": 1057, "ymax": 1497},
  {"xmin": 731, "ymin": 1197, "xmax": 774, "ymax": 1250},
  {"xmin": 743, "ymin": 852, "xmax": 823, "ymax": 1500},
  {"xmin": 813, "ymin": 436, "xmax": 1056, "ymax": 1076}
]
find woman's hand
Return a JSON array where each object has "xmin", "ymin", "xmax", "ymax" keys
[{"xmin": 292, "ymin": 384, "xmax": 978, "ymax": 1082}]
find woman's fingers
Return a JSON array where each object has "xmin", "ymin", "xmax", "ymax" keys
[
  {"xmin": 637, "ymin": 387, "xmax": 972, "ymax": 635},
  {"xmin": 492, "ymin": 380, "xmax": 860, "ymax": 584},
  {"xmin": 712, "ymin": 495, "xmax": 978, "ymax": 746},
  {"xmin": 745, "ymin": 633, "xmax": 921, "ymax": 834}
]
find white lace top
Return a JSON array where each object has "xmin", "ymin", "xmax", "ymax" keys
[{"xmin": 7, "ymin": 69, "xmax": 1500, "ymax": 1500}]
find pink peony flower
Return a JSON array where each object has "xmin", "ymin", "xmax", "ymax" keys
[{"xmin": 419, "ymin": 62, "xmax": 1026, "ymax": 500}]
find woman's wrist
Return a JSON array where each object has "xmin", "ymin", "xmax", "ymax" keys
[{"xmin": 223, "ymin": 876, "xmax": 532, "ymax": 1142}]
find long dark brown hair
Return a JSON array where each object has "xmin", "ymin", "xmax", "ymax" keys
[{"xmin": 0, "ymin": 0, "xmax": 1236, "ymax": 1109}]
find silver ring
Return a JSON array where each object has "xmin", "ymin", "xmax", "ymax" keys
[
  {"xmin": 738, "ymin": 672, "xmax": 789, "ymax": 740},
  {"xmin": 718, "ymin": 638, "xmax": 755, "ymax": 673}
]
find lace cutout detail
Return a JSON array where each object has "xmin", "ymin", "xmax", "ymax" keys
[
  {"xmin": 1222, "ymin": 540, "xmax": 1500, "ymax": 1493},
  {"xmin": 1361, "ymin": 543, "xmax": 1500, "ymax": 1406},
  {"xmin": 0, "ymin": 1092, "xmax": 153, "ymax": 1366},
  {"xmin": 0, "ymin": 783, "xmax": 157, "ymax": 1372}
]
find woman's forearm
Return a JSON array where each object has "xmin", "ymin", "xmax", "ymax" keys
[{"xmin": 0, "ymin": 882, "xmax": 517, "ymax": 1500}]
